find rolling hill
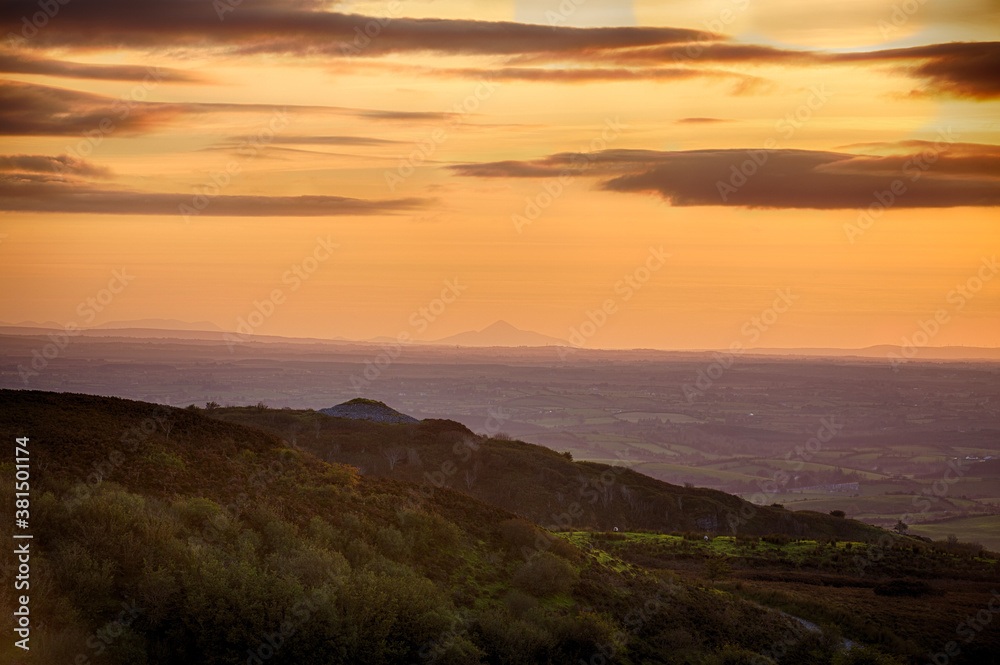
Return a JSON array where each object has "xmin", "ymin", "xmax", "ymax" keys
[
  {"xmin": 319, "ymin": 398, "xmax": 419, "ymax": 424},
  {"xmin": 4, "ymin": 390, "xmax": 996, "ymax": 665},
  {"xmin": 0, "ymin": 390, "xmax": 820, "ymax": 665},
  {"xmin": 217, "ymin": 404, "xmax": 885, "ymax": 542}
]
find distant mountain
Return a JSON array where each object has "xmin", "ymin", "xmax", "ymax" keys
[
  {"xmin": 320, "ymin": 398, "xmax": 419, "ymax": 424},
  {"xmin": 431, "ymin": 320, "xmax": 567, "ymax": 347},
  {"xmin": 95, "ymin": 318, "xmax": 224, "ymax": 331},
  {"xmin": 0, "ymin": 319, "xmax": 63, "ymax": 329}
]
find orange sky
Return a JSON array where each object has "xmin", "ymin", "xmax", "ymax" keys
[{"xmin": 0, "ymin": 0, "xmax": 998, "ymax": 349}]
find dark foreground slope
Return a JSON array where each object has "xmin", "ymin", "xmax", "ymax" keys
[
  {"xmin": 2, "ymin": 390, "xmax": 835, "ymax": 665},
  {"xmin": 216, "ymin": 406, "xmax": 885, "ymax": 542}
]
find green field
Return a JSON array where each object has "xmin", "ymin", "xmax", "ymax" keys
[
  {"xmin": 613, "ymin": 411, "xmax": 704, "ymax": 424},
  {"xmin": 558, "ymin": 531, "xmax": 999, "ymax": 569},
  {"xmin": 632, "ymin": 462, "xmax": 762, "ymax": 484},
  {"xmin": 908, "ymin": 515, "xmax": 1000, "ymax": 552}
]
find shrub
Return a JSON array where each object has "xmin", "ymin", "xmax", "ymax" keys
[
  {"xmin": 398, "ymin": 510, "xmax": 462, "ymax": 563},
  {"xmin": 271, "ymin": 545, "xmax": 351, "ymax": 587},
  {"xmin": 376, "ymin": 526, "xmax": 407, "ymax": 559},
  {"xmin": 512, "ymin": 552, "xmax": 579, "ymax": 597},
  {"xmin": 872, "ymin": 579, "xmax": 937, "ymax": 597},
  {"xmin": 704, "ymin": 556, "xmax": 733, "ymax": 584},
  {"xmin": 717, "ymin": 643, "xmax": 775, "ymax": 664},
  {"xmin": 547, "ymin": 611, "xmax": 621, "ymax": 663},
  {"xmin": 595, "ymin": 531, "xmax": 627, "ymax": 542},
  {"xmin": 471, "ymin": 609, "xmax": 554, "ymax": 665},
  {"xmin": 504, "ymin": 589, "xmax": 540, "ymax": 618},
  {"xmin": 173, "ymin": 497, "xmax": 222, "ymax": 529},
  {"xmin": 832, "ymin": 644, "xmax": 908, "ymax": 665},
  {"xmin": 338, "ymin": 570, "xmax": 457, "ymax": 664},
  {"xmin": 776, "ymin": 628, "xmax": 841, "ymax": 665},
  {"xmin": 500, "ymin": 518, "xmax": 539, "ymax": 550}
]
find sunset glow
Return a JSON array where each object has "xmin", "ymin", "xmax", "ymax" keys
[{"xmin": 1, "ymin": 0, "xmax": 998, "ymax": 349}]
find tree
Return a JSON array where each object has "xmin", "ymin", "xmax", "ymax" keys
[
  {"xmin": 830, "ymin": 509, "xmax": 846, "ymax": 518},
  {"xmin": 382, "ymin": 447, "xmax": 405, "ymax": 471},
  {"xmin": 893, "ymin": 520, "xmax": 908, "ymax": 535},
  {"xmin": 704, "ymin": 556, "xmax": 732, "ymax": 585}
]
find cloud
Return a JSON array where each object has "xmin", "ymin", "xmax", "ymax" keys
[
  {"xmin": 0, "ymin": 80, "xmax": 461, "ymax": 136},
  {"xmin": 448, "ymin": 143, "xmax": 1000, "ymax": 209},
  {"xmin": 519, "ymin": 40, "xmax": 1000, "ymax": 99},
  {"xmin": 4, "ymin": 0, "xmax": 994, "ymax": 98},
  {"xmin": 832, "ymin": 41, "xmax": 1000, "ymax": 100},
  {"xmin": 1, "ymin": 0, "xmax": 714, "ymax": 56},
  {"xmin": 0, "ymin": 53, "xmax": 206, "ymax": 82},
  {"xmin": 676, "ymin": 117, "xmax": 733, "ymax": 124},
  {"xmin": 265, "ymin": 135, "xmax": 405, "ymax": 146},
  {"xmin": 0, "ymin": 172, "xmax": 426, "ymax": 216},
  {"xmin": 0, "ymin": 148, "xmax": 428, "ymax": 216},
  {"xmin": 325, "ymin": 57, "xmax": 763, "ymax": 89},
  {"xmin": 0, "ymin": 79, "xmax": 181, "ymax": 135},
  {"xmin": 0, "ymin": 153, "xmax": 113, "ymax": 177},
  {"xmin": 423, "ymin": 65, "xmax": 767, "ymax": 89},
  {"xmin": 8, "ymin": 0, "xmax": 992, "ymax": 98},
  {"xmin": 510, "ymin": 42, "xmax": 818, "ymax": 67}
]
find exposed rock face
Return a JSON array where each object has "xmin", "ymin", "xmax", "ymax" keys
[{"xmin": 320, "ymin": 398, "xmax": 419, "ymax": 424}]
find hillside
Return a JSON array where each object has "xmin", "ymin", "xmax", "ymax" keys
[
  {"xmin": 319, "ymin": 398, "xmax": 419, "ymax": 424},
  {"xmin": 1, "ymin": 389, "xmax": 828, "ymax": 665},
  {"xmin": 217, "ymin": 405, "xmax": 886, "ymax": 542}
]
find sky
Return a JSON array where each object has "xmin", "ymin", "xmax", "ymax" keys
[{"xmin": 0, "ymin": 0, "xmax": 998, "ymax": 350}]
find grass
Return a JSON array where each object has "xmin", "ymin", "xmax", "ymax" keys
[
  {"xmin": 559, "ymin": 531, "xmax": 999, "ymax": 572},
  {"xmin": 562, "ymin": 532, "xmax": 847, "ymax": 566},
  {"xmin": 758, "ymin": 459, "xmax": 888, "ymax": 479},
  {"xmin": 631, "ymin": 462, "xmax": 762, "ymax": 484},
  {"xmin": 613, "ymin": 411, "xmax": 704, "ymax": 424},
  {"xmin": 908, "ymin": 515, "xmax": 1000, "ymax": 551}
]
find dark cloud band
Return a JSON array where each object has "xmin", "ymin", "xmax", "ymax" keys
[{"xmin": 449, "ymin": 143, "xmax": 1000, "ymax": 209}]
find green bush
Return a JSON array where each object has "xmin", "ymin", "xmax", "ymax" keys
[
  {"xmin": 337, "ymin": 570, "xmax": 457, "ymax": 664},
  {"xmin": 717, "ymin": 643, "xmax": 776, "ymax": 664},
  {"xmin": 547, "ymin": 611, "xmax": 622, "ymax": 663},
  {"xmin": 512, "ymin": 552, "xmax": 579, "ymax": 597},
  {"xmin": 832, "ymin": 644, "xmax": 908, "ymax": 665},
  {"xmin": 376, "ymin": 525, "xmax": 408, "ymax": 559},
  {"xmin": 472, "ymin": 609, "xmax": 554, "ymax": 665},
  {"xmin": 503, "ymin": 589, "xmax": 539, "ymax": 618}
]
